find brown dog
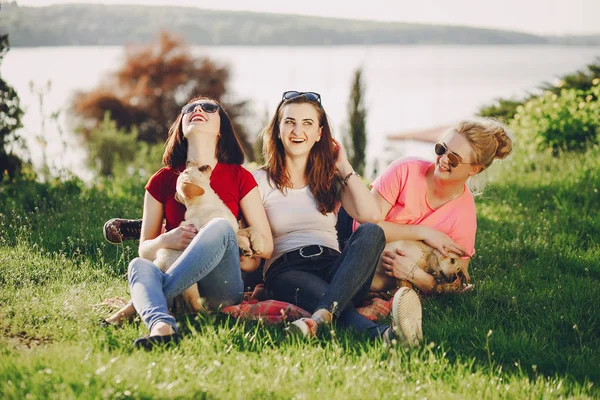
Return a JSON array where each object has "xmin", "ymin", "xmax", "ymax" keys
[
  {"xmin": 154, "ymin": 162, "xmax": 264, "ymax": 312},
  {"xmin": 371, "ymin": 240, "xmax": 470, "ymax": 294}
]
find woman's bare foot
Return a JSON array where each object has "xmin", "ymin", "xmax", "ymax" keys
[
  {"xmin": 134, "ymin": 322, "xmax": 179, "ymax": 350},
  {"xmin": 103, "ymin": 302, "xmax": 136, "ymax": 326},
  {"xmin": 312, "ymin": 309, "xmax": 333, "ymax": 324},
  {"xmin": 149, "ymin": 321, "xmax": 176, "ymax": 337}
]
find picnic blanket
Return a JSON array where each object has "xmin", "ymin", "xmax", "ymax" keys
[
  {"xmin": 220, "ymin": 284, "xmax": 393, "ymax": 323},
  {"xmin": 99, "ymin": 285, "xmax": 393, "ymax": 325}
]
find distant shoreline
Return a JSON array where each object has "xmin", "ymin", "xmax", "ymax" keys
[{"xmin": 3, "ymin": 2, "xmax": 600, "ymax": 47}]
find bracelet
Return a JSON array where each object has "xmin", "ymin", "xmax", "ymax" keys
[
  {"xmin": 342, "ymin": 171, "xmax": 360, "ymax": 186},
  {"xmin": 405, "ymin": 264, "xmax": 418, "ymax": 281}
]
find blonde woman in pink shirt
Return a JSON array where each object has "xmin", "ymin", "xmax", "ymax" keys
[{"xmin": 372, "ymin": 119, "xmax": 513, "ymax": 294}]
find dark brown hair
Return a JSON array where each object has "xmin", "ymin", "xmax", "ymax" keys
[
  {"xmin": 261, "ymin": 95, "xmax": 338, "ymax": 214},
  {"xmin": 162, "ymin": 96, "xmax": 245, "ymax": 167}
]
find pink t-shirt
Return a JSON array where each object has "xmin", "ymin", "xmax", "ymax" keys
[{"xmin": 364, "ymin": 157, "xmax": 477, "ymax": 257}]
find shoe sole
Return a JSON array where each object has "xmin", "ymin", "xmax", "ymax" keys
[
  {"xmin": 103, "ymin": 218, "xmax": 123, "ymax": 244},
  {"xmin": 392, "ymin": 287, "xmax": 423, "ymax": 347},
  {"xmin": 134, "ymin": 334, "xmax": 181, "ymax": 350}
]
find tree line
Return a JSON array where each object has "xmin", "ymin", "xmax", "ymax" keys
[{"xmin": 2, "ymin": 2, "xmax": 599, "ymax": 47}]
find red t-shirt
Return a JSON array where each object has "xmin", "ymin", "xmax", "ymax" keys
[{"xmin": 145, "ymin": 163, "xmax": 257, "ymax": 232}]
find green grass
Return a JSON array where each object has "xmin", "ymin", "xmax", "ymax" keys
[{"xmin": 0, "ymin": 149, "xmax": 598, "ymax": 399}]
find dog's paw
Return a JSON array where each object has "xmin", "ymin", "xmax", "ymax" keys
[
  {"xmin": 236, "ymin": 230, "xmax": 253, "ymax": 257},
  {"xmin": 238, "ymin": 244, "xmax": 253, "ymax": 257},
  {"xmin": 434, "ymin": 277, "xmax": 464, "ymax": 294},
  {"xmin": 182, "ymin": 286, "xmax": 210, "ymax": 314},
  {"xmin": 244, "ymin": 226, "xmax": 265, "ymax": 255}
]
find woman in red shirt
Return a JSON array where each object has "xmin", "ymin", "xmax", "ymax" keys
[{"xmin": 119, "ymin": 96, "xmax": 272, "ymax": 349}]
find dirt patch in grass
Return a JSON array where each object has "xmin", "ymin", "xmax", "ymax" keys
[{"xmin": 3, "ymin": 329, "xmax": 52, "ymax": 350}]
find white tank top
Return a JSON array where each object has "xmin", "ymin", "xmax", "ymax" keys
[{"xmin": 253, "ymin": 169, "xmax": 340, "ymax": 273}]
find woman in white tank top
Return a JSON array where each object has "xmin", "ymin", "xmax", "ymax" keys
[{"xmin": 250, "ymin": 91, "xmax": 423, "ymax": 346}]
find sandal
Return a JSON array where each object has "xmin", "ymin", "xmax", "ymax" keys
[
  {"xmin": 133, "ymin": 333, "xmax": 181, "ymax": 350},
  {"xmin": 98, "ymin": 318, "xmax": 112, "ymax": 328}
]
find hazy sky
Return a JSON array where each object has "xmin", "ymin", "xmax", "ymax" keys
[{"xmin": 8, "ymin": 0, "xmax": 600, "ymax": 36}]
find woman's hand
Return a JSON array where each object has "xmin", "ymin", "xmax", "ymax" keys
[
  {"xmin": 419, "ymin": 226, "xmax": 466, "ymax": 257},
  {"xmin": 381, "ymin": 249, "xmax": 418, "ymax": 283},
  {"xmin": 237, "ymin": 233, "xmax": 251, "ymax": 259},
  {"xmin": 332, "ymin": 138, "xmax": 352, "ymax": 174},
  {"xmin": 161, "ymin": 224, "xmax": 198, "ymax": 251}
]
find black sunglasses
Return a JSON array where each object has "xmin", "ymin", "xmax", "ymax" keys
[
  {"xmin": 434, "ymin": 142, "xmax": 471, "ymax": 168},
  {"xmin": 181, "ymin": 101, "xmax": 219, "ymax": 115},
  {"xmin": 282, "ymin": 91, "xmax": 321, "ymax": 103}
]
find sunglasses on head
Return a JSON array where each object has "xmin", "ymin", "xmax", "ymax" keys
[
  {"xmin": 282, "ymin": 91, "xmax": 322, "ymax": 103},
  {"xmin": 181, "ymin": 101, "xmax": 219, "ymax": 115},
  {"xmin": 434, "ymin": 142, "xmax": 471, "ymax": 168}
]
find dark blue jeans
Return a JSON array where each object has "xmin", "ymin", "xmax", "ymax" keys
[{"xmin": 265, "ymin": 223, "xmax": 388, "ymax": 339}]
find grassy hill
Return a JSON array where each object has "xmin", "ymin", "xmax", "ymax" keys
[
  {"xmin": 0, "ymin": 143, "xmax": 598, "ymax": 398},
  {"xmin": 2, "ymin": 1, "xmax": 599, "ymax": 47}
]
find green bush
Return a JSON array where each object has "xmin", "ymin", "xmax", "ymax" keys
[
  {"xmin": 86, "ymin": 113, "xmax": 139, "ymax": 176},
  {"xmin": 477, "ymin": 98, "xmax": 523, "ymax": 123},
  {"xmin": 479, "ymin": 58, "xmax": 600, "ymax": 121},
  {"xmin": 86, "ymin": 112, "xmax": 166, "ymax": 178},
  {"xmin": 510, "ymin": 80, "xmax": 600, "ymax": 154}
]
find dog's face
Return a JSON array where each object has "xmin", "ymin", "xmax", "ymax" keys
[
  {"xmin": 426, "ymin": 250, "xmax": 470, "ymax": 284},
  {"xmin": 174, "ymin": 163, "xmax": 212, "ymax": 205}
]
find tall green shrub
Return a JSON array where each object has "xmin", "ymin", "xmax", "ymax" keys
[
  {"xmin": 87, "ymin": 113, "xmax": 139, "ymax": 176},
  {"xmin": 0, "ymin": 34, "xmax": 25, "ymax": 180},
  {"xmin": 344, "ymin": 68, "xmax": 367, "ymax": 175}
]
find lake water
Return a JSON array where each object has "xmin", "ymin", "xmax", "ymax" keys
[{"xmin": 3, "ymin": 45, "xmax": 600, "ymax": 180}]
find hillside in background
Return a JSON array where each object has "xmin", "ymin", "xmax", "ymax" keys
[{"xmin": 2, "ymin": 1, "xmax": 599, "ymax": 47}]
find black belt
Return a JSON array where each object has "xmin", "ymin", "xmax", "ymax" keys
[{"xmin": 276, "ymin": 245, "xmax": 340, "ymax": 264}]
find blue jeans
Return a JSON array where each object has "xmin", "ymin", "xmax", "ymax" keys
[
  {"xmin": 127, "ymin": 218, "xmax": 244, "ymax": 333},
  {"xmin": 265, "ymin": 223, "xmax": 388, "ymax": 339}
]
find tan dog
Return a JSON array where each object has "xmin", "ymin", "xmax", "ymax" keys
[
  {"xmin": 371, "ymin": 240, "xmax": 470, "ymax": 294},
  {"xmin": 154, "ymin": 162, "xmax": 264, "ymax": 312}
]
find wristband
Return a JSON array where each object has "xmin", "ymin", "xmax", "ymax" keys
[
  {"xmin": 342, "ymin": 171, "xmax": 360, "ymax": 186},
  {"xmin": 405, "ymin": 263, "xmax": 418, "ymax": 281}
]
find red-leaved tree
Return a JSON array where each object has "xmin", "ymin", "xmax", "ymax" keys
[{"xmin": 72, "ymin": 31, "xmax": 253, "ymax": 160}]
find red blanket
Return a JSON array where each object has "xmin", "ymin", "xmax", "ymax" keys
[{"xmin": 220, "ymin": 285, "xmax": 392, "ymax": 324}]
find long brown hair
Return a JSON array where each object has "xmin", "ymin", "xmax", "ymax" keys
[
  {"xmin": 162, "ymin": 96, "xmax": 245, "ymax": 167},
  {"xmin": 261, "ymin": 95, "xmax": 338, "ymax": 214}
]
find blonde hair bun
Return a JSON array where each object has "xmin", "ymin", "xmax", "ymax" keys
[
  {"xmin": 455, "ymin": 118, "xmax": 513, "ymax": 169},
  {"xmin": 492, "ymin": 125, "xmax": 513, "ymax": 160}
]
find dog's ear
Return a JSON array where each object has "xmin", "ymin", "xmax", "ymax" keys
[
  {"xmin": 181, "ymin": 182, "xmax": 205, "ymax": 199},
  {"xmin": 427, "ymin": 251, "xmax": 441, "ymax": 269},
  {"xmin": 174, "ymin": 190, "xmax": 184, "ymax": 204}
]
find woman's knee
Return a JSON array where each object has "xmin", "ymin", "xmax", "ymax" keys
[
  {"xmin": 204, "ymin": 218, "xmax": 237, "ymax": 241},
  {"xmin": 354, "ymin": 223, "xmax": 385, "ymax": 246},
  {"xmin": 127, "ymin": 257, "xmax": 160, "ymax": 283},
  {"xmin": 127, "ymin": 257, "xmax": 143, "ymax": 279}
]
